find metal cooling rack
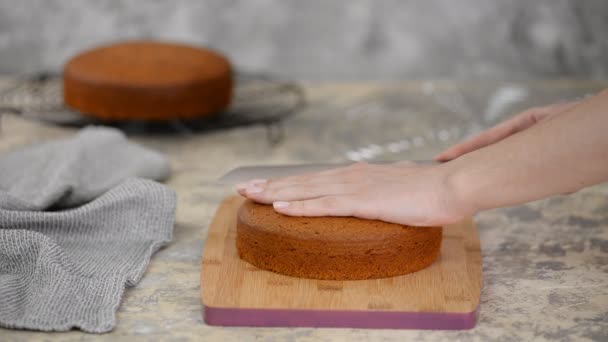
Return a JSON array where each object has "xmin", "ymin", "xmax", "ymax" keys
[{"xmin": 0, "ymin": 72, "xmax": 306, "ymax": 144}]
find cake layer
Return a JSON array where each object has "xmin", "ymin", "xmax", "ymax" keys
[
  {"xmin": 63, "ymin": 41, "xmax": 232, "ymax": 121},
  {"xmin": 236, "ymin": 200, "xmax": 442, "ymax": 280}
]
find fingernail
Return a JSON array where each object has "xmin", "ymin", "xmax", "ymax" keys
[
  {"xmin": 235, "ymin": 183, "xmax": 248, "ymax": 191},
  {"xmin": 247, "ymin": 186, "xmax": 264, "ymax": 194},
  {"xmin": 273, "ymin": 201, "xmax": 290, "ymax": 209},
  {"xmin": 249, "ymin": 178, "xmax": 267, "ymax": 185}
]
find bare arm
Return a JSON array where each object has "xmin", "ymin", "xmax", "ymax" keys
[
  {"xmin": 434, "ymin": 100, "xmax": 580, "ymax": 162},
  {"xmin": 237, "ymin": 90, "xmax": 608, "ymax": 226},
  {"xmin": 445, "ymin": 90, "xmax": 608, "ymax": 213}
]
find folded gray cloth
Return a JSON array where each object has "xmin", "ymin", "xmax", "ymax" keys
[{"xmin": 0, "ymin": 127, "xmax": 176, "ymax": 333}]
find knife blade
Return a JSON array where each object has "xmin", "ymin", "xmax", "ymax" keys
[{"xmin": 217, "ymin": 160, "xmax": 436, "ymax": 184}]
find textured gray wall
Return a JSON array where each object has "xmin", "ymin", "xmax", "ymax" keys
[{"xmin": 1, "ymin": 0, "xmax": 607, "ymax": 80}]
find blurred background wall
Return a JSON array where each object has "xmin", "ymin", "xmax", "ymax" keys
[{"xmin": 1, "ymin": 0, "xmax": 607, "ymax": 80}]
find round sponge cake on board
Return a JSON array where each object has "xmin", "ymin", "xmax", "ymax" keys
[
  {"xmin": 236, "ymin": 200, "xmax": 443, "ymax": 280},
  {"xmin": 63, "ymin": 41, "xmax": 232, "ymax": 121}
]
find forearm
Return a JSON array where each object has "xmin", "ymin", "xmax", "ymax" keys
[{"xmin": 444, "ymin": 90, "xmax": 608, "ymax": 213}]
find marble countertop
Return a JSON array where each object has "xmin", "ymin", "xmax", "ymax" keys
[{"xmin": 1, "ymin": 79, "xmax": 607, "ymax": 341}]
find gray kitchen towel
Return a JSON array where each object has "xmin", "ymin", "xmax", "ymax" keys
[{"xmin": 0, "ymin": 127, "xmax": 176, "ymax": 333}]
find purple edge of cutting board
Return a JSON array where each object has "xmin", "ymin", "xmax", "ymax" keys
[{"xmin": 203, "ymin": 305, "xmax": 479, "ymax": 330}]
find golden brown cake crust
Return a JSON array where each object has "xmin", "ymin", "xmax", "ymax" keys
[
  {"xmin": 236, "ymin": 200, "xmax": 443, "ymax": 280},
  {"xmin": 63, "ymin": 40, "xmax": 232, "ymax": 121}
]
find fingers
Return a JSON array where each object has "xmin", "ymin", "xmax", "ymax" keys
[
  {"xmin": 243, "ymin": 182, "xmax": 357, "ymax": 204},
  {"xmin": 272, "ymin": 195, "xmax": 361, "ymax": 217},
  {"xmin": 236, "ymin": 161, "xmax": 424, "ymax": 201},
  {"xmin": 235, "ymin": 163, "xmax": 364, "ymax": 196},
  {"xmin": 236, "ymin": 179, "xmax": 266, "ymax": 197},
  {"xmin": 236, "ymin": 162, "xmax": 420, "ymax": 201},
  {"xmin": 238, "ymin": 164, "xmax": 364, "ymax": 193}
]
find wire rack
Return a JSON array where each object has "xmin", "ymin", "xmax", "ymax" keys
[{"xmin": 0, "ymin": 72, "xmax": 306, "ymax": 144}]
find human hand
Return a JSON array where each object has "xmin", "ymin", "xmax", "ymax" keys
[
  {"xmin": 236, "ymin": 162, "xmax": 473, "ymax": 227},
  {"xmin": 434, "ymin": 100, "xmax": 580, "ymax": 162}
]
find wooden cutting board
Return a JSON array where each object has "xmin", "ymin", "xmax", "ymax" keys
[{"xmin": 201, "ymin": 196, "xmax": 482, "ymax": 330}]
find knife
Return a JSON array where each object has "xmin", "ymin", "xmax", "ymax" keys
[{"xmin": 217, "ymin": 160, "xmax": 436, "ymax": 184}]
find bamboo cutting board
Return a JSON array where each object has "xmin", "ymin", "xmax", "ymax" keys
[{"xmin": 201, "ymin": 196, "xmax": 482, "ymax": 330}]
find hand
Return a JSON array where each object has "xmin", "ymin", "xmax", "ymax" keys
[
  {"xmin": 434, "ymin": 100, "xmax": 580, "ymax": 162},
  {"xmin": 236, "ymin": 162, "xmax": 473, "ymax": 227}
]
